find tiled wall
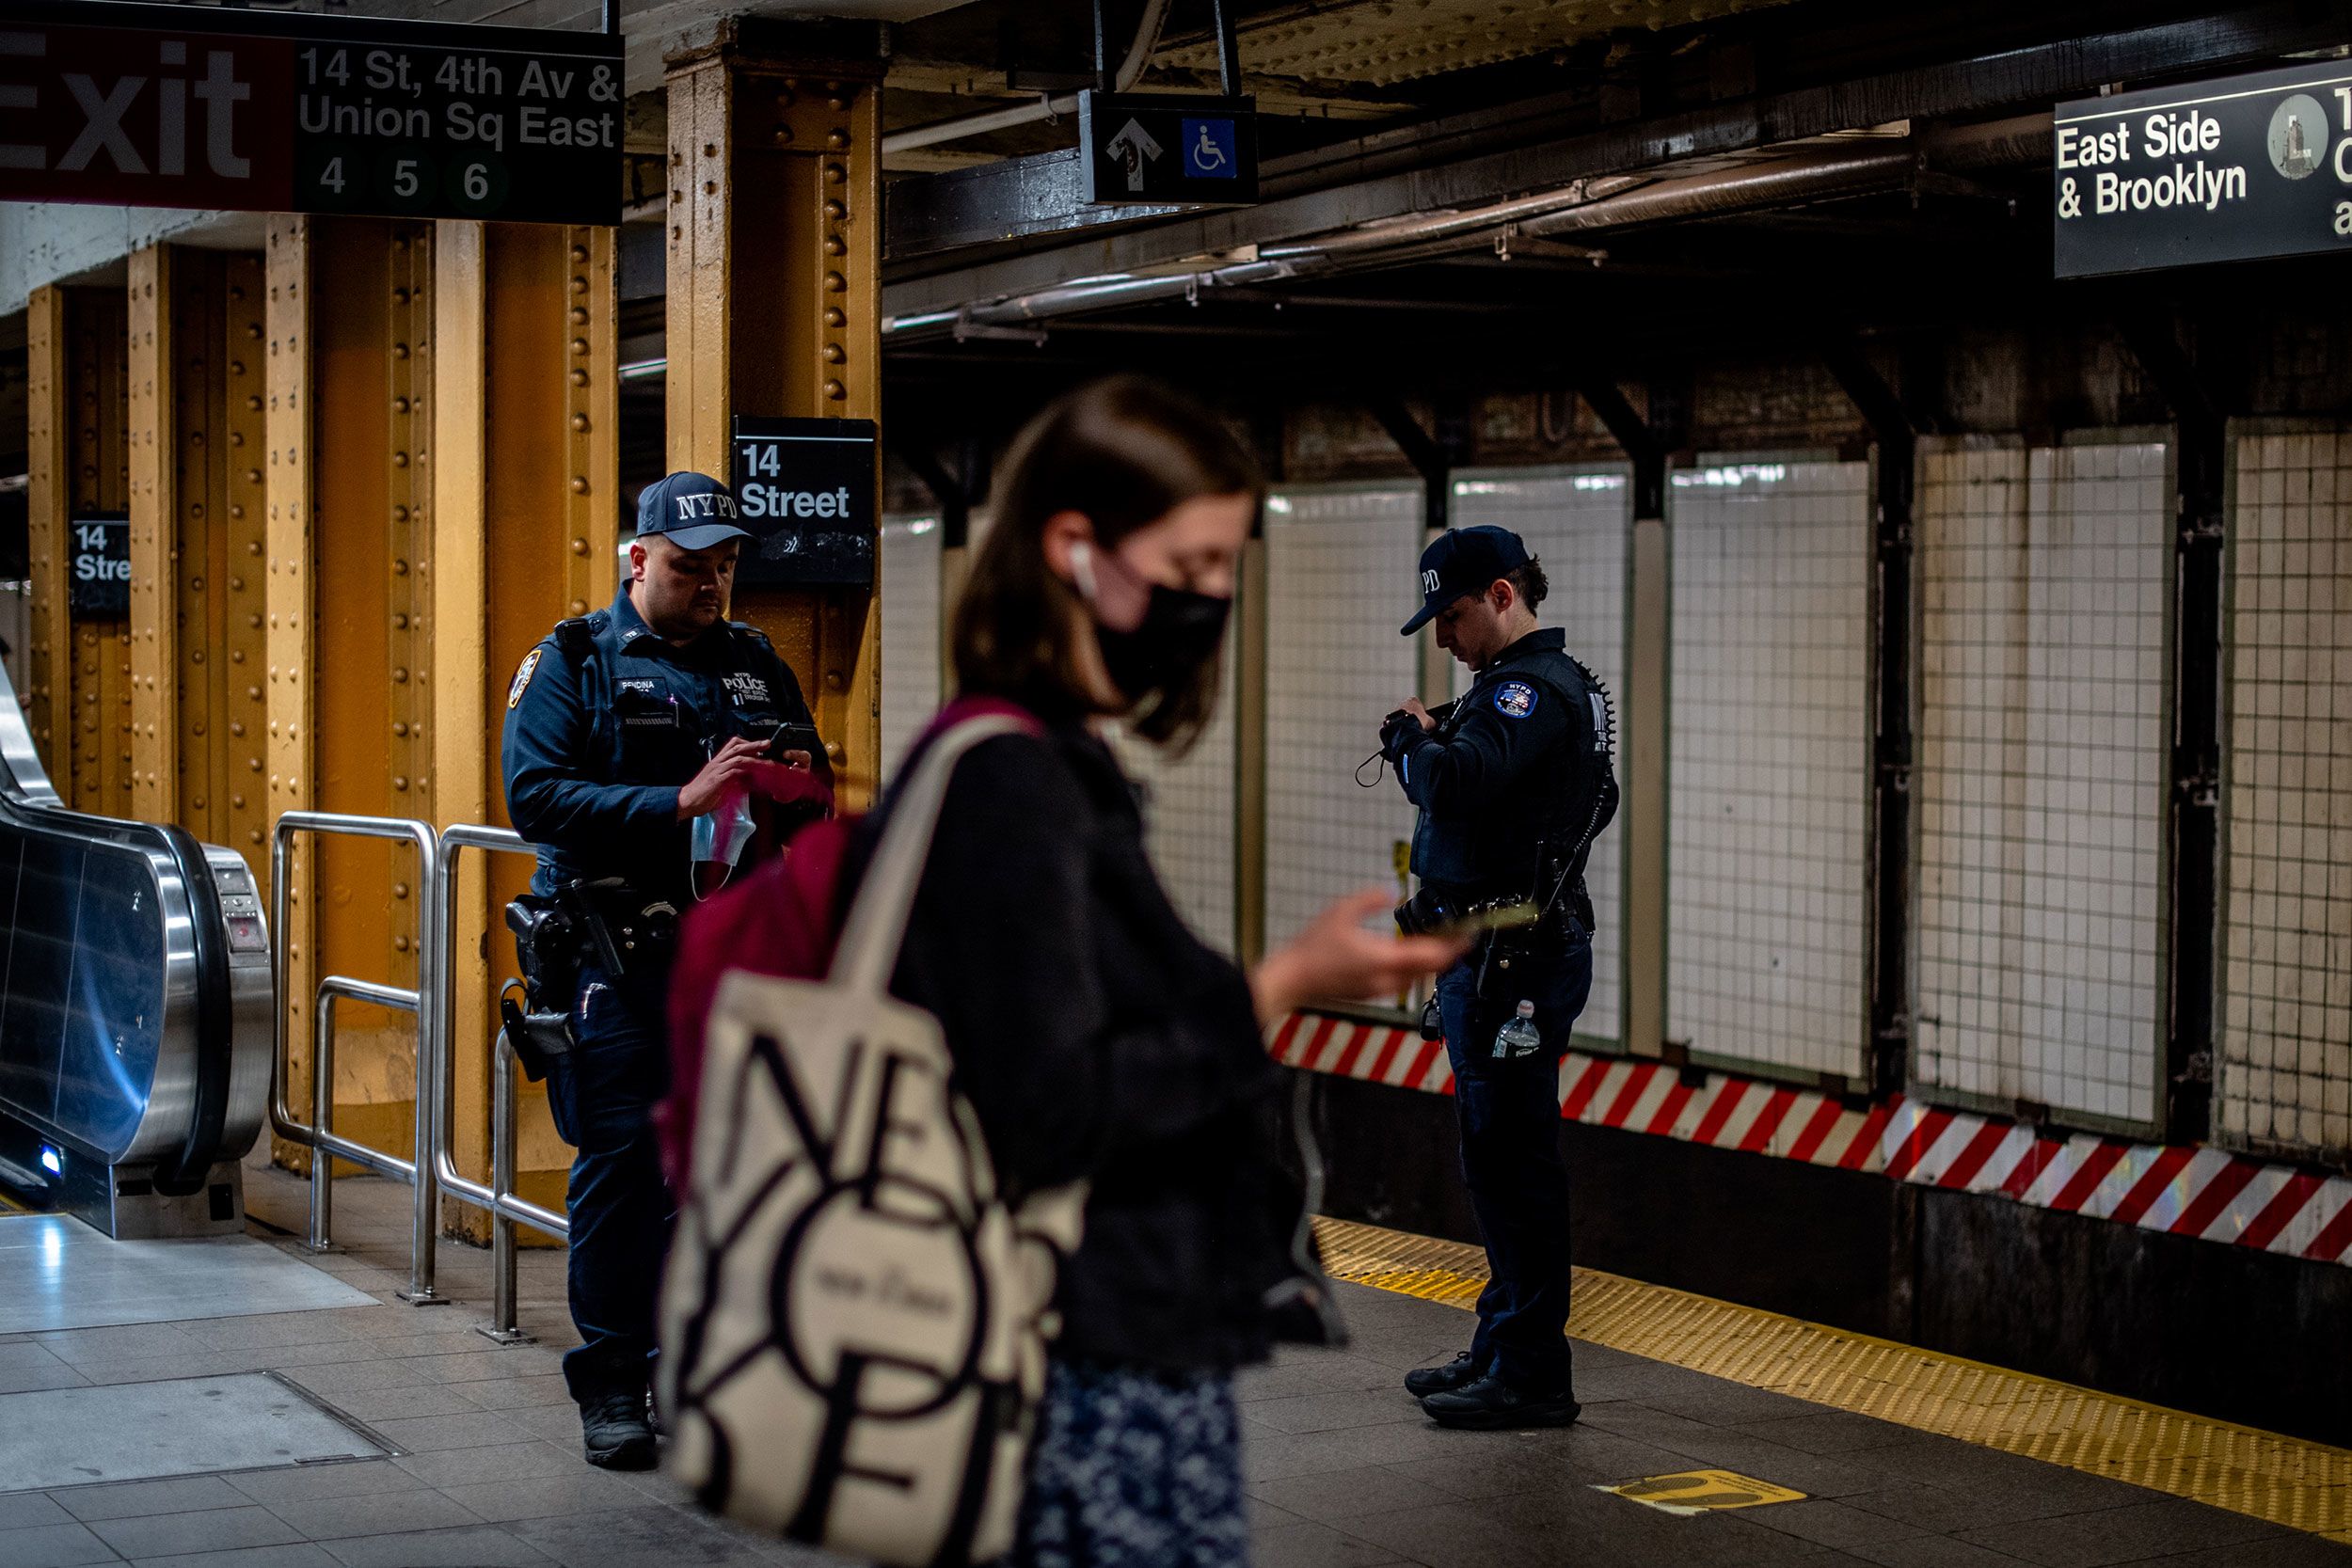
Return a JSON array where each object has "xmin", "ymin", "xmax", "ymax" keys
[
  {"xmin": 1913, "ymin": 442, "xmax": 2170, "ymax": 1129},
  {"xmin": 877, "ymin": 514, "xmax": 944, "ymax": 786},
  {"xmin": 1451, "ymin": 468, "xmax": 1632, "ymax": 1044},
  {"xmin": 1667, "ymin": 460, "xmax": 1874, "ymax": 1081},
  {"xmin": 1104, "ymin": 653, "xmax": 1241, "ymax": 954},
  {"xmin": 1263, "ymin": 486, "xmax": 1424, "ymax": 952},
  {"xmin": 2220, "ymin": 427, "xmax": 2352, "ymax": 1160}
]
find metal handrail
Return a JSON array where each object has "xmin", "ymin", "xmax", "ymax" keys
[
  {"xmin": 309, "ymin": 976, "xmax": 421, "ymax": 1252},
  {"xmin": 432, "ymin": 822, "xmax": 569, "ymax": 1343},
  {"xmin": 271, "ymin": 812, "xmax": 442, "ymax": 1306}
]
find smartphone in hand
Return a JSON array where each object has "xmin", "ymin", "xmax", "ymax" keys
[{"xmin": 765, "ymin": 721, "xmax": 828, "ymax": 773}]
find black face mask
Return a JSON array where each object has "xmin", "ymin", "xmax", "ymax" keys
[
  {"xmin": 1095, "ymin": 583, "xmax": 1232, "ymax": 701},
  {"xmin": 1073, "ymin": 541, "xmax": 1232, "ymax": 702}
]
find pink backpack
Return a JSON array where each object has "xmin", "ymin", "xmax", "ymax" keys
[{"xmin": 659, "ymin": 698, "xmax": 1041, "ymax": 1192}]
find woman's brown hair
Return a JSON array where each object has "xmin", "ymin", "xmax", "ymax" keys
[{"xmin": 952, "ymin": 375, "xmax": 1264, "ymax": 751}]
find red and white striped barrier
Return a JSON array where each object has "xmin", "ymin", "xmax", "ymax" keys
[{"xmin": 1270, "ymin": 1013, "xmax": 2352, "ymax": 1269}]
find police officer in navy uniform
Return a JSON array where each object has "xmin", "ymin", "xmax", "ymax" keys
[
  {"xmin": 1382, "ymin": 524, "xmax": 1617, "ymax": 1430},
  {"xmin": 501, "ymin": 471, "xmax": 819, "ymax": 1469}
]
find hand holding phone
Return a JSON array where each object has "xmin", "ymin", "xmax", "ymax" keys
[{"xmin": 765, "ymin": 721, "xmax": 827, "ymax": 773}]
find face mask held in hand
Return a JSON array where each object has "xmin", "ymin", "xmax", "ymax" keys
[{"xmin": 1070, "ymin": 540, "xmax": 1232, "ymax": 702}]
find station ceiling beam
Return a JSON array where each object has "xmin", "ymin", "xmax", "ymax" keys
[{"xmin": 882, "ymin": 1, "xmax": 2343, "ymax": 311}]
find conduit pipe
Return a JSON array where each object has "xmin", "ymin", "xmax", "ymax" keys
[
  {"xmin": 882, "ymin": 0, "xmax": 1176, "ymax": 156},
  {"xmin": 881, "ymin": 114, "xmax": 2050, "ymax": 341}
]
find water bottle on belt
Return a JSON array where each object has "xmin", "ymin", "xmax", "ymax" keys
[{"xmin": 1492, "ymin": 1000, "xmax": 1542, "ymax": 1060}]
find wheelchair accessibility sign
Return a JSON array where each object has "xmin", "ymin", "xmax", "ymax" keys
[
  {"xmin": 1184, "ymin": 118, "xmax": 1239, "ymax": 179},
  {"xmin": 1077, "ymin": 90, "xmax": 1259, "ymax": 204}
]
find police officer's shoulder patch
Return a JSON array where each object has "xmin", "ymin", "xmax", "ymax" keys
[
  {"xmin": 1494, "ymin": 679, "xmax": 1538, "ymax": 719},
  {"xmin": 507, "ymin": 647, "xmax": 544, "ymax": 710}
]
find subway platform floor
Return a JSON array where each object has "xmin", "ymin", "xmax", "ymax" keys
[{"xmin": 0, "ymin": 1159, "xmax": 2343, "ymax": 1568}]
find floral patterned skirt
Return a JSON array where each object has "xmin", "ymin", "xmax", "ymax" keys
[{"xmin": 1013, "ymin": 1356, "xmax": 1249, "ymax": 1568}]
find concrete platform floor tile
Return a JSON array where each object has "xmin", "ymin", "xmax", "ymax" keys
[
  {"xmin": 437, "ymin": 1469, "xmax": 673, "ymax": 1524},
  {"xmin": 1240, "ymin": 1416, "xmax": 1534, "ymax": 1483},
  {"xmin": 1650, "ymin": 1435, "xmax": 1888, "ymax": 1500},
  {"xmin": 34, "ymin": 1324, "xmax": 214, "ymax": 1367},
  {"xmin": 1576, "ymin": 1401, "xmax": 1741, "ymax": 1451},
  {"xmin": 2096, "ymin": 1535, "xmax": 2352, "ymax": 1567},
  {"xmin": 0, "ymin": 1492, "xmax": 73, "ymax": 1531},
  {"xmin": 1852, "ymin": 1538, "xmax": 2051, "ymax": 1568},
  {"xmin": 1954, "ymin": 1497, "xmax": 2294, "ymax": 1568},
  {"xmin": 1641, "ymin": 1379, "xmax": 1833, "ymax": 1428},
  {"xmin": 1248, "ymin": 1464, "xmax": 1461, "ymax": 1524},
  {"xmin": 359, "ymin": 1412, "xmax": 534, "ymax": 1453},
  {"xmin": 0, "ymin": 1520, "xmax": 120, "ymax": 1566},
  {"xmin": 453, "ymin": 1374, "xmax": 573, "ymax": 1412},
  {"xmin": 314, "ymin": 1384, "xmax": 485, "ymax": 1423},
  {"xmin": 86, "ymin": 1502, "xmax": 303, "ymax": 1558},
  {"xmin": 1248, "ymin": 1388, "xmax": 1442, "ymax": 1435},
  {"xmin": 263, "ymin": 1488, "xmax": 485, "ymax": 1542},
  {"xmin": 1745, "ymin": 1498, "xmax": 1934, "ymax": 1552},
  {"xmin": 407, "ymin": 1348, "xmax": 570, "ymax": 1386},
  {"xmin": 389, "ymin": 1442, "xmax": 587, "ymax": 1491},
  {"xmin": 124, "ymin": 1544, "xmax": 340, "ymax": 1568},
  {"xmin": 501, "ymin": 1504, "xmax": 778, "ymax": 1568},
  {"xmin": 322, "ymin": 1525, "xmax": 557, "ymax": 1566},
  {"xmin": 1843, "ymin": 1479, "xmax": 2119, "ymax": 1533},
  {"xmin": 1731, "ymin": 1412, "xmax": 1925, "ymax": 1455},
  {"xmin": 1373, "ymin": 1449, "xmax": 1584, "ymax": 1504},
  {"xmin": 224, "ymin": 1461, "xmax": 427, "ymax": 1508},
  {"xmin": 1237, "ymin": 1353, "xmax": 1406, "ymax": 1404},
  {"xmin": 51, "ymin": 1475, "xmax": 252, "ymax": 1522},
  {"xmin": 1250, "ymin": 1518, "xmax": 1409, "ymax": 1568},
  {"xmin": 279, "ymin": 1361, "xmax": 437, "ymax": 1398},
  {"xmin": 177, "ymin": 1313, "xmax": 375, "ymax": 1353}
]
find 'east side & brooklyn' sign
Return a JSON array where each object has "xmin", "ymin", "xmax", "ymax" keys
[
  {"xmin": 2055, "ymin": 60, "xmax": 2352, "ymax": 277},
  {"xmin": 0, "ymin": 1, "xmax": 620, "ymax": 226}
]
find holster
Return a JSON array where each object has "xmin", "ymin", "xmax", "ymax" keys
[
  {"xmin": 558, "ymin": 878, "xmax": 679, "ymax": 981},
  {"xmin": 501, "ymin": 898, "xmax": 579, "ymax": 1082}
]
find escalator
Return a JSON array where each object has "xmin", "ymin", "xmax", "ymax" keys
[{"xmin": 0, "ymin": 658, "xmax": 274, "ymax": 1238}]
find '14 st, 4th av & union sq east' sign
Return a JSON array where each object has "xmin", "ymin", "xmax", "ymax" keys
[{"xmin": 0, "ymin": 0, "xmax": 621, "ymax": 226}]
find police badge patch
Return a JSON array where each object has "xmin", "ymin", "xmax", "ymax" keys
[
  {"xmin": 507, "ymin": 647, "xmax": 543, "ymax": 709},
  {"xmin": 1494, "ymin": 680, "xmax": 1538, "ymax": 719}
]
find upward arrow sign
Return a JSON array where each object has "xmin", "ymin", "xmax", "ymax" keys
[{"xmin": 1104, "ymin": 118, "xmax": 1163, "ymax": 193}]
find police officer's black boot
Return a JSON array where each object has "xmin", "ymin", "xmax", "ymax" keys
[
  {"xmin": 1404, "ymin": 1351, "xmax": 1486, "ymax": 1399},
  {"xmin": 578, "ymin": 1384, "xmax": 658, "ymax": 1470},
  {"xmin": 1421, "ymin": 1371, "xmax": 1581, "ymax": 1431}
]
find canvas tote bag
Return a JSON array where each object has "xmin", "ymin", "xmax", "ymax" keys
[{"xmin": 659, "ymin": 713, "xmax": 1087, "ymax": 1568}]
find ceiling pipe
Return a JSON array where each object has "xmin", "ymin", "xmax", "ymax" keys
[
  {"xmin": 881, "ymin": 113, "xmax": 2051, "ymax": 341},
  {"xmin": 882, "ymin": 0, "xmax": 1176, "ymax": 156}
]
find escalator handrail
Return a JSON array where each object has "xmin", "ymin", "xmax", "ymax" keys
[
  {"xmin": 151, "ymin": 827, "xmax": 233, "ymax": 1195},
  {"xmin": 0, "ymin": 662, "xmax": 241, "ymax": 1178}
]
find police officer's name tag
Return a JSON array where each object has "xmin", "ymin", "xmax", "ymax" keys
[{"xmin": 1495, "ymin": 680, "xmax": 1538, "ymax": 719}]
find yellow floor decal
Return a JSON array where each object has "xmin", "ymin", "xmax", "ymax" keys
[
  {"xmin": 1600, "ymin": 1469, "xmax": 1808, "ymax": 1515},
  {"xmin": 1314, "ymin": 1215, "xmax": 2352, "ymax": 1544}
]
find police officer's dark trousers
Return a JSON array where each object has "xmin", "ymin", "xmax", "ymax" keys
[
  {"xmin": 545, "ymin": 959, "xmax": 674, "ymax": 1402},
  {"xmin": 1435, "ymin": 920, "xmax": 1593, "ymax": 1395}
]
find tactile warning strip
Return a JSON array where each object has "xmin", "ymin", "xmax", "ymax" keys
[{"xmin": 1314, "ymin": 1215, "xmax": 2352, "ymax": 1543}]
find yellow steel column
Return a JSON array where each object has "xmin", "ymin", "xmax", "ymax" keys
[
  {"xmin": 127, "ymin": 245, "xmax": 176, "ymax": 827},
  {"xmin": 25, "ymin": 287, "xmax": 68, "ymax": 779},
  {"xmin": 434, "ymin": 219, "xmax": 617, "ymax": 1237},
  {"xmin": 27, "ymin": 288, "xmax": 133, "ymax": 809},
  {"xmin": 266, "ymin": 215, "xmax": 437, "ymax": 1172},
  {"xmin": 265, "ymin": 218, "xmax": 316, "ymax": 1168},
  {"xmin": 666, "ymin": 22, "xmax": 883, "ymax": 801}
]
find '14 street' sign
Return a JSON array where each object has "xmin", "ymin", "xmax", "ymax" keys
[{"xmin": 0, "ymin": 0, "xmax": 621, "ymax": 226}]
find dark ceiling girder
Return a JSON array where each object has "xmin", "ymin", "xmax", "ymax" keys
[
  {"xmin": 1367, "ymin": 398, "xmax": 1462, "ymax": 530},
  {"xmin": 884, "ymin": 3, "xmax": 2340, "ymax": 303}
]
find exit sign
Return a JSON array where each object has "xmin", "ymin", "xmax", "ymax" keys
[
  {"xmin": 0, "ymin": 0, "xmax": 621, "ymax": 226},
  {"xmin": 1077, "ymin": 91, "xmax": 1258, "ymax": 206}
]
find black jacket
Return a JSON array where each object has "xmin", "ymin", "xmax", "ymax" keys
[
  {"xmin": 843, "ymin": 713, "xmax": 1297, "ymax": 1373},
  {"xmin": 1392, "ymin": 626, "xmax": 1618, "ymax": 911}
]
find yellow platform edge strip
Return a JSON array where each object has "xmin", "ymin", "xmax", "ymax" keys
[{"xmin": 1313, "ymin": 1215, "xmax": 2352, "ymax": 1543}]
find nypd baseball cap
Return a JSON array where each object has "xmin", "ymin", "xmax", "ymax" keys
[
  {"xmin": 1400, "ymin": 525, "xmax": 1532, "ymax": 634},
  {"xmin": 635, "ymin": 471, "xmax": 754, "ymax": 551}
]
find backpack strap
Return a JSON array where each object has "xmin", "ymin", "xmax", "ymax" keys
[{"xmin": 828, "ymin": 712, "xmax": 1034, "ymax": 996}]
